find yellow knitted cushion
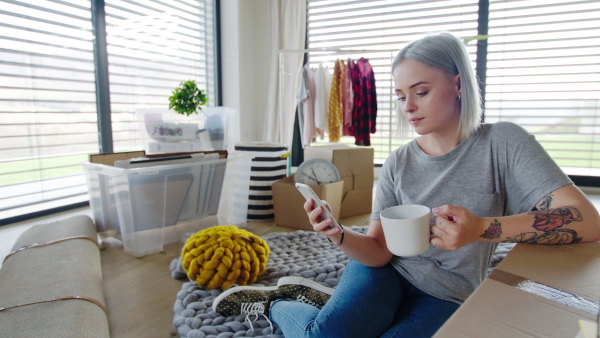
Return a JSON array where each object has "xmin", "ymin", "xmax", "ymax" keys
[{"xmin": 181, "ymin": 225, "xmax": 270, "ymax": 290}]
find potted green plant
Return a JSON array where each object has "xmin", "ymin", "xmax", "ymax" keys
[{"xmin": 168, "ymin": 80, "xmax": 208, "ymax": 116}]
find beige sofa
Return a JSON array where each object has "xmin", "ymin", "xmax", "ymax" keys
[{"xmin": 0, "ymin": 215, "xmax": 109, "ymax": 337}]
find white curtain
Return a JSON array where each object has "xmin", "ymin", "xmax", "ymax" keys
[{"xmin": 262, "ymin": 0, "xmax": 307, "ymax": 148}]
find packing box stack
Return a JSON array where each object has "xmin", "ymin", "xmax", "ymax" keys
[
  {"xmin": 272, "ymin": 175, "xmax": 343, "ymax": 230},
  {"xmin": 304, "ymin": 144, "xmax": 374, "ymax": 218}
]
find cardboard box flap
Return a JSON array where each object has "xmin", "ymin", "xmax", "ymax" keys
[
  {"xmin": 352, "ymin": 170, "xmax": 375, "ymax": 190},
  {"xmin": 89, "ymin": 151, "xmax": 146, "ymax": 166},
  {"xmin": 339, "ymin": 171, "xmax": 373, "ymax": 194},
  {"xmin": 272, "ymin": 175, "xmax": 344, "ymax": 230},
  {"xmin": 304, "ymin": 145, "xmax": 373, "ymax": 173},
  {"xmin": 340, "ymin": 188, "xmax": 372, "ymax": 218},
  {"xmin": 330, "ymin": 148, "xmax": 374, "ymax": 178},
  {"xmin": 304, "ymin": 145, "xmax": 374, "ymax": 218},
  {"xmin": 436, "ymin": 242, "xmax": 600, "ymax": 337},
  {"xmin": 496, "ymin": 243, "xmax": 600, "ymax": 300},
  {"xmin": 488, "ymin": 268, "xmax": 600, "ymax": 316},
  {"xmin": 304, "ymin": 145, "xmax": 374, "ymax": 191},
  {"xmin": 434, "ymin": 279, "xmax": 595, "ymax": 337}
]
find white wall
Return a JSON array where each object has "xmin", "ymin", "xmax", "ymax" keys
[{"xmin": 220, "ymin": 0, "xmax": 272, "ymax": 142}]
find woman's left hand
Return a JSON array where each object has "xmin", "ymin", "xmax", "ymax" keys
[{"xmin": 430, "ymin": 205, "xmax": 484, "ymax": 250}]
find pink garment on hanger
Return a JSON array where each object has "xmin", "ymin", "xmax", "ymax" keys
[{"xmin": 342, "ymin": 58, "xmax": 355, "ymax": 136}]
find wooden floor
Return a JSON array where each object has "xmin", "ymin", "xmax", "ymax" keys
[{"xmin": 101, "ymin": 214, "xmax": 371, "ymax": 338}]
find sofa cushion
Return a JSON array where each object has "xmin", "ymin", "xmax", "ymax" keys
[{"xmin": 0, "ymin": 215, "xmax": 109, "ymax": 338}]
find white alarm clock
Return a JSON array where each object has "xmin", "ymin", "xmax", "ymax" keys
[{"xmin": 294, "ymin": 158, "xmax": 341, "ymax": 185}]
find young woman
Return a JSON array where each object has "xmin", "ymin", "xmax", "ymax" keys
[{"xmin": 214, "ymin": 32, "xmax": 600, "ymax": 337}]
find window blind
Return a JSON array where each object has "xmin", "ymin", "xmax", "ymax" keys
[
  {"xmin": 307, "ymin": 0, "xmax": 480, "ymax": 164},
  {"xmin": 485, "ymin": 0, "xmax": 600, "ymax": 177},
  {"xmin": 0, "ymin": 0, "xmax": 218, "ymax": 221},
  {"xmin": 307, "ymin": 0, "xmax": 600, "ymax": 182},
  {"xmin": 105, "ymin": 0, "xmax": 217, "ymax": 151},
  {"xmin": 0, "ymin": 0, "xmax": 97, "ymax": 219}
]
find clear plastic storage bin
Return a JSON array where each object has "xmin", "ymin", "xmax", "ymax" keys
[
  {"xmin": 82, "ymin": 155, "xmax": 251, "ymax": 257},
  {"xmin": 137, "ymin": 107, "xmax": 240, "ymax": 155}
]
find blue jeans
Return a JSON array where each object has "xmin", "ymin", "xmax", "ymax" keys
[{"xmin": 269, "ymin": 259, "xmax": 459, "ymax": 338}]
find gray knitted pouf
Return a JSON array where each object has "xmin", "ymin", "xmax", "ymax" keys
[{"xmin": 171, "ymin": 226, "xmax": 367, "ymax": 338}]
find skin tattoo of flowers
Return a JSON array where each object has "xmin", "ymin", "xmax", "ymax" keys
[
  {"xmin": 480, "ymin": 219, "xmax": 503, "ymax": 240},
  {"xmin": 504, "ymin": 229, "xmax": 582, "ymax": 245},
  {"xmin": 503, "ymin": 206, "xmax": 584, "ymax": 245},
  {"xmin": 529, "ymin": 207, "xmax": 582, "ymax": 232},
  {"xmin": 480, "ymin": 200, "xmax": 584, "ymax": 244}
]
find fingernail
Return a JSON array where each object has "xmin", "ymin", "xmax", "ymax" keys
[{"xmin": 432, "ymin": 207, "xmax": 441, "ymax": 213}]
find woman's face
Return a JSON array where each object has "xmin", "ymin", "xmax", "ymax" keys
[{"xmin": 393, "ymin": 58, "xmax": 461, "ymax": 137}]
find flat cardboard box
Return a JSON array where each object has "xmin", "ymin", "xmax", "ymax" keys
[
  {"xmin": 89, "ymin": 151, "xmax": 146, "ymax": 166},
  {"xmin": 89, "ymin": 150, "xmax": 227, "ymax": 167},
  {"xmin": 146, "ymin": 150, "xmax": 228, "ymax": 159},
  {"xmin": 272, "ymin": 175, "xmax": 344, "ymax": 230},
  {"xmin": 304, "ymin": 145, "xmax": 374, "ymax": 218},
  {"xmin": 434, "ymin": 242, "xmax": 600, "ymax": 337}
]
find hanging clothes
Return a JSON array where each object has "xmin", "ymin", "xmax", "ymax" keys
[
  {"xmin": 342, "ymin": 58, "xmax": 355, "ymax": 136},
  {"xmin": 296, "ymin": 65, "xmax": 308, "ymax": 147},
  {"xmin": 350, "ymin": 57, "xmax": 377, "ymax": 146},
  {"xmin": 297, "ymin": 64, "xmax": 317, "ymax": 148},
  {"xmin": 314, "ymin": 63, "xmax": 330, "ymax": 140},
  {"xmin": 328, "ymin": 59, "xmax": 344, "ymax": 142}
]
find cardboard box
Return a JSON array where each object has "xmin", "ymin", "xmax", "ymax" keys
[
  {"xmin": 272, "ymin": 175, "xmax": 344, "ymax": 230},
  {"xmin": 434, "ymin": 242, "xmax": 600, "ymax": 337},
  {"xmin": 304, "ymin": 145, "xmax": 374, "ymax": 218},
  {"xmin": 89, "ymin": 150, "xmax": 227, "ymax": 166},
  {"xmin": 89, "ymin": 151, "xmax": 146, "ymax": 165}
]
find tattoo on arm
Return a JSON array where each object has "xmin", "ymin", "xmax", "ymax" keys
[
  {"xmin": 535, "ymin": 194, "xmax": 554, "ymax": 211},
  {"xmin": 528, "ymin": 207, "xmax": 583, "ymax": 232},
  {"xmin": 480, "ymin": 219, "xmax": 503, "ymax": 240},
  {"xmin": 503, "ymin": 229, "xmax": 582, "ymax": 244},
  {"xmin": 480, "ymin": 206, "xmax": 584, "ymax": 244}
]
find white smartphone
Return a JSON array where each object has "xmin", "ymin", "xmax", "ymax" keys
[{"xmin": 295, "ymin": 183, "xmax": 344, "ymax": 232}]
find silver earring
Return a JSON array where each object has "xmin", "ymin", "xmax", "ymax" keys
[{"xmin": 458, "ymin": 95, "xmax": 461, "ymax": 101}]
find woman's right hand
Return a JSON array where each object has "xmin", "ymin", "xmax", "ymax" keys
[{"xmin": 303, "ymin": 199, "xmax": 342, "ymax": 236}]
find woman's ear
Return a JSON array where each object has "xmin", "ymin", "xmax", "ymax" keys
[{"xmin": 455, "ymin": 74, "xmax": 462, "ymax": 96}]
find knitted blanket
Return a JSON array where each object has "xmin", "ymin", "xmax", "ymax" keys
[{"xmin": 170, "ymin": 227, "xmax": 514, "ymax": 338}]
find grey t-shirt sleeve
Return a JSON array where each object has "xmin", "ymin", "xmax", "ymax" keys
[
  {"xmin": 372, "ymin": 149, "xmax": 401, "ymax": 221},
  {"xmin": 492, "ymin": 122, "xmax": 572, "ymax": 215}
]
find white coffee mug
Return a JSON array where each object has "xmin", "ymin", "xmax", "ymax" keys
[{"xmin": 380, "ymin": 205, "xmax": 431, "ymax": 257}]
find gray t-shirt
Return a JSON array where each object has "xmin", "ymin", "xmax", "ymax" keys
[{"xmin": 372, "ymin": 122, "xmax": 572, "ymax": 304}]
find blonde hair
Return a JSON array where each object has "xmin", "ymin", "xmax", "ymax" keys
[{"xmin": 392, "ymin": 32, "xmax": 482, "ymax": 140}]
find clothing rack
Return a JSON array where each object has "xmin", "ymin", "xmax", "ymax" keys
[
  {"xmin": 276, "ymin": 48, "xmax": 398, "ymax": 53},
  {"xmin": 275, "ymin": 48, "xmax": 397, "ymax": 152}
]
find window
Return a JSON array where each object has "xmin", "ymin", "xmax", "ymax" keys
[
  {"xmin": 485, "ymin": 0, "xmax": 600, "ymax": 178},
  {"xmin": 307, "ymin": 0, "xmax": 479, "ymax": 164},
  {"xmin": 0, "ymin": 0, "xmax": 218, "ymax": 222},
  {"xmin": 306, "ymin": 0, "xmax": 600, "ymax": 183},
  {"xmin": 105, "ymin": 0, "xmax": 218, "ymax": 151}
]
